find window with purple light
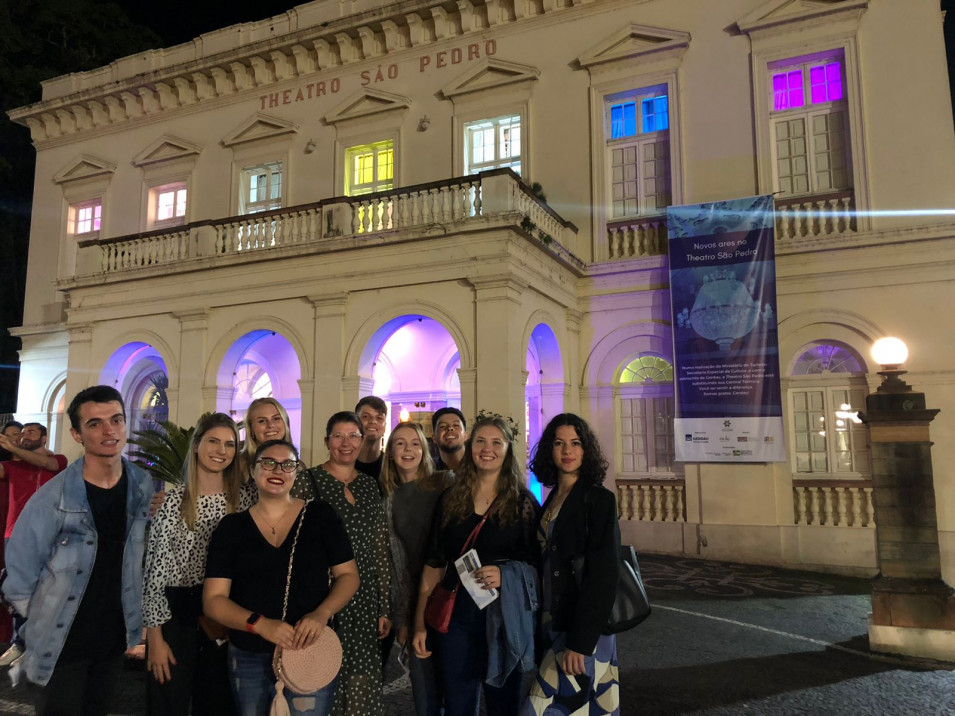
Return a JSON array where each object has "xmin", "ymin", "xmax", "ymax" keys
[
  {"xmin": 772, "ymin": 70, "xmax": 804, "ymax": 111},
  {"xmin": 809, "ymin": 62, "xmax": 843, "ymax": 104}
]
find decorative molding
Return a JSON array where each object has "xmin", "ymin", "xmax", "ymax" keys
[
  {"xmin": 52, "ymin": 155, "xmax": 117, "ymax": 185},
  {"xmin": 220, "ymin": 113, "xmax": 299, "ymax": 148},
  {"xmin": 132, "ymin": 135, "xmax": 203, "ymax": 167},
  {"xmin": 323, "ymin": 88, "xmax": 411, "ymax": 125},
  {"xmin": 576, "ymin": 22, "xmax": 691, "ymax": 70},
  {"xmin": 737, "ymin": 0, "xmax": 869, "ymax": 34},
  {"xmin": 441, "ymin": 58, "xmax": 540, "ymax": 99}
]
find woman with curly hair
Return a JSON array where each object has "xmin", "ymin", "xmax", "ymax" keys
[
  {"xmin": 523, "ymin": 413, "xmax": 620, "ymax": 715},
  {"xmin": 413, "ymin": 415, "xmax": 539, "ymax": 716}
]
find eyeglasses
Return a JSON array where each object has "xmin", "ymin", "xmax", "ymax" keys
[
  {"xmin": 256, "ymin": 458, "xmax": 300, "ymax": 473},
  {"xmin": 329, "ymin": 433, "xmax": 363, "ymax": 443}
]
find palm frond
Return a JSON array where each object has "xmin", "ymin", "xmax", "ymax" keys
[{"xmin": 128, "ymin": 413, "xmax": 209, "ymax": 485}]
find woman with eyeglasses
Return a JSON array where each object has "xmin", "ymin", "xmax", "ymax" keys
[
  {"xmin": 143, "ymin": 412, "xmax": 256, "ymax": 715},
  {"xmin": 204, "ymin": 440, "xmax": 359, "ymax": 716},
  {"xmin": 238, "ymin": 397, "xmax": 291, "ymax": 479},
  {"xmin": 380, "ymin": 422, "xmax": 454, "ymax": 716},
  {"xmin": 292, "ymin": 411, "xmax": 392, "ymax": 716}
]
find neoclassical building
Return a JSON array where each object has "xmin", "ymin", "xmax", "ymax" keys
[{"xmin": 9, "ymin": 0, "xmax": 955, "ymax": 578}]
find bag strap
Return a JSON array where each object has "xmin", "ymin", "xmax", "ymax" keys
[
  {"xmin": 280, "ymin": 502, "xmax": 308, "ymax": 622},
  {"xmin": 458, "ymin": 496, "xmax": 498, "ymax": 558}
]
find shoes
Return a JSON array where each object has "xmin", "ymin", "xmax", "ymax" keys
[{"xmin": 0, "ymin": 643, "xmax": 23, "ymax": 667}]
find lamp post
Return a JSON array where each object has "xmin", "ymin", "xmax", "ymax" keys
[{"xmin": 862, "ymin": 337, "xmax": 955, "ymax": 660}]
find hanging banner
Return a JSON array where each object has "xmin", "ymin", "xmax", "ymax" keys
[{"xmin": 667, "ymin": 195, "xmax": 786, "ymax": 462}]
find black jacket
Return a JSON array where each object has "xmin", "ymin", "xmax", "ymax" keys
[{"xmin": 540, "ymin": 480, "xmax": 619, "ymax": 654}]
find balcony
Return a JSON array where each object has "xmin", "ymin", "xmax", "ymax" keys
[{"xmin": 71, "ymin": 169, "xmax": 579, "ymax": 283}]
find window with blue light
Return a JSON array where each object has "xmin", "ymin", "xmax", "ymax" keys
[
  {"xmin": 610, "ymin": 95, "xmax": 668, "ymax": 138},
  {"xmin": 641, "ymin": 96, "xmax": 669, "ymax": 132}
]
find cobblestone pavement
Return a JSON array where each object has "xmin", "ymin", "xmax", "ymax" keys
[{"xmin": 0, "ymin": 555, "xmax": 951, "ymax": 714}]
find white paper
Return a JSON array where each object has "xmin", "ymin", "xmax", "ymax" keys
[{"xmin": 454, "ymin": 548, "xmax": 499, "ymax": 610}]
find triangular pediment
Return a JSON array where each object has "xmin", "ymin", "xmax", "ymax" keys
[
  {"xmin": 441, "ymin": 59, "xmax": 540, "ymax": 99},
  {"xmin": 323, "ymin": 89, "xmax": 411, "ymax": 125},
  {"xmin": 221, "ymin": 114, "xmax": 299, "ymax": 148},
  {"xmin": 132, "ymin": 135, "xmax": 202, "ymax": 168},
  {"xmin": 52, "ymin": 155, "xmax": 116, "ymax": 185},
  {"xmin": 577, "ymin": 23, "xmax": 690, "ymax": 69},
  {"xmin": 738, "ymin": 0, "xmax": 868, "ymax": 33}
]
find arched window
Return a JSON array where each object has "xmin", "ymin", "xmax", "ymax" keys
[
  {"xmin": 616, "ymin": 355, "xmax": 680, "ymax": 475},
  {"xmin": 788, "ymin": 341, "xmax": 868, "ymax": 477}
]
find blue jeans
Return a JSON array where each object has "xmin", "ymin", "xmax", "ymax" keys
[
  {"xmin": 406, "ymin": 633, "xmax": 443, "ymax": 716},
  {"xmin": 227, "ymin": 644, "xmax": 338, "ymax": 716},
  {"xmin": 438, "ymin": 594, "xmax": 523, "ymax": 716}
]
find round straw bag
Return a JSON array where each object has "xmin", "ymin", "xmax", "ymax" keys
[{"xmin": 273, "ymin": 627, "xmax": 343, "ymax": 694}]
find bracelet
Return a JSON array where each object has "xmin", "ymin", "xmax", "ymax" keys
[{"xmin": 246, "ymin": 613, "xmax": 262, "ymax": 633}]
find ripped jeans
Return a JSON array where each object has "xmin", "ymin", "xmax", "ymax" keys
[{"xmin": 227, "ymin": 643, "xmax": 338, "ymax": 716}]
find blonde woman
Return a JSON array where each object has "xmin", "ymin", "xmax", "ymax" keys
[
  {"xmin": 143, "ymin": 413, "xmax": 256, "ymax": 715},
  {"xmin": 238, "ymin": 398, "xmax": 291, "ymax": 479},
  {"xmin": 381, "ymin": 422, "xmax": 453, "ymax": 716}
]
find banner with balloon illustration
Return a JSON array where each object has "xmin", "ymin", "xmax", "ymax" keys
[{"xmin": 667, "ymin": 195, "xmax": 786, "ymax": 462}]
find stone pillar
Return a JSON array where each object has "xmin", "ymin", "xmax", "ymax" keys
[
  {"xmin": 173, "ymin": 309, "xmax": 209, "ymax": 424},
  {"xmin": 308, "ymin": 294, "xmax": 349, "ymax": 461},
  {"xmin": 61, "ymin": 323, "xmax": 95, "ymax": 456},
  {"xmin": 457, "ymin": 367, "xmax": 477, "ymax": 425},
  {"xmin": 471, "ymin": 277, "xmax": 527, "ymax": 427},
  {"xmin": 862, "ymin": 371, "xmax": 955, "ymax": 661}
]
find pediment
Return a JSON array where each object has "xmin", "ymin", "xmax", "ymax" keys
[
  {"xmin": 323, "ymin": 89, "xmax": 411, "ymax": 125},
  {"xmin": 221, "ymin": 114, "xmax": 299, "ymax": 148},
  {"xmin": 132, "ymin": 135, "xmax": 202, "ymax": 167},
  {"xmin": 738, "ymin": 0, "xmax": 868, "ymax": 34},
  {"xmin": 576, "ymin": 23, "xmax": 690, "ymax": 69},
  {"xmin": 441, "ymin": 59, "xmax": 540, "ymax": 99},
  {"xmin": 52, "ymin": 155, "xmax": 116, "ymax": 185}
]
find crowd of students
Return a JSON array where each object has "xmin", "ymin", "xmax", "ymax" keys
[{"xmin": 1, "ymin": 386, "xmax": 622, "ymax": 716}]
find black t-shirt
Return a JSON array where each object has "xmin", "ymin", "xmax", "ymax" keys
[
  {"xmin": 60, "ymin": 471, "xmax": 129, "ymax": 663},
  {"xmin": 205, "ymin": 500, "xmax": 354, "ymax": 652},
  {"xmin": 355, "ymin": 454, "xmax": 383, "ymax": 481}
]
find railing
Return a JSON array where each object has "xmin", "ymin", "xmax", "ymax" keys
[
  {"xmin": 74, "ymin": 169, "xmax": 576, "ymax": 279},
  {"xmin": 792, "ymin": 479, "xmax": 875, "ymax": 528},
  {"xmin": 774, "ymin": 191, "xmax": 856, "ymax": 241},
  {"xmin": 607, "ymin": 215, "xmax": 667, "ymax": 259},
  {"xmin": 617, "ymin": 478, "xmax": 686, "ymax": 522}
]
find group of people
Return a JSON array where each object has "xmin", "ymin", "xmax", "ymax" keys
[{"xmin": 0, "ymin": 385, "xmax": 623, "ymax": 716}]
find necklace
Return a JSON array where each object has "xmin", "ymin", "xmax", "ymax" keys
[{"xmin": 255, "ymin": 503, "xmax": 293, "ymax": 535}]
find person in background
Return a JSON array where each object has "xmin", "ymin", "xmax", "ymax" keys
[
  {"xmin": 237, "ymin": 397, "xmax": 291, "ymax": 480},
  {"xmin": 2, "ymin": 386, "xmax": 153, "ymax": 716},
  {"xmin": 430, "ymin": 409, "xmax": 468, "ymax": 473},
  {"xmin": 522, "ymin": 414, "xmax": 620, "ymax": 715},
  {"xmin": 204, "ymin": 439, "xmax": 359, "ymax": 716},
  {"xmin": 293, "ymin": 412, "xmax": 391, "ymax": 716},
  {"xmin": 414, "ymin": 415, "xmax": 539, "ymax": 716},
  {"xmin": 0, "ymin": 421, "xmax": 20, "ymax": 645},
  {"xmin": 0, "ymin": 422, "xmax": 69, "ymax": 667},
  {"xmin": 354, "ymin": 396, "xmax": 387, "ymax": 481},
  {"xmin": 0, "ymin": 421, "xmax": 23, "ymax": 462},
  {"xmin": 143, "ymin": 413, "xmax": 255, "ymax": 715},
  {"xmin": 380, "ymin": 422, "xmax": 453, "ymax": 716}
]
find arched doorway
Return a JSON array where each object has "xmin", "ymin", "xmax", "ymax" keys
[{"xmin": 101, "ymin": 342, "xmax": 169, "ymax": 433}]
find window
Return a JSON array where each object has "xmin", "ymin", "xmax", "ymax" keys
[
  {"xmin": 606, "ymin": 89, "xmax": 671, "ymax": 219},
  {"xmin": 464, "ymin": 115, "xmax": 522, "ymax": 175},
  {"xmin": 617, "ymin": 356, "xmax": 679, "ymax": 475},
  {"xmin": 69, "ymin": 200, "xmax": 102, "ymax": 236},
  {"xmin": 788, "ymin": 343, "xmax": 868, "ymax": 476},
  {"xmin": 152, "ymin": 183, "xmax": 187, "ymax": 228},
  {"xmin": 241, "ymin": 162, "xmax": 283, "ymax": 213},
  {"xmin": 770, "ymin": 54, "xmax": 850, "ymax": 197},
  {"xmin": 345, "ymin": 141, "xmax": 394, "ymax": 196}
]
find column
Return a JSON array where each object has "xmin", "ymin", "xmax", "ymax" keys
[
  {"xmin": 308, "ymin": 294, "xmax": 348, "ymax": 459},
  {"xmin": 471, "ymin": 277, "xmax": 527, "ymax": 427},
  {"xmin": 172, "ymin": 309, "xmax": 209, "ymax": 424}
]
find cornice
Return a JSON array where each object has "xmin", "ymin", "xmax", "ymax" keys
[{"xmin": 8, "ymin": 0, "xmax": 623, "ymax": 146}]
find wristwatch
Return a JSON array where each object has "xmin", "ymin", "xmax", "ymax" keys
[{"xmin": 246, "ymin": 613, "xmax": 262, "ymax": 633}]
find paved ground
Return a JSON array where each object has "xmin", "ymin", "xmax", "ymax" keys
[{"xmin": 0, "ymin": 554, "xmax": 952, "ymax": 714}]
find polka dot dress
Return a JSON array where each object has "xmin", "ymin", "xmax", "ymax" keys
[{"xmin": 293, "ymin": 466, "xmax": 389, "ymax": 716}]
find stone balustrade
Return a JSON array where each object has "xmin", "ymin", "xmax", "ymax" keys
[
  {"xmin": 792, "ymin": 479, "xmax": 875, "ymax": 528},
  {"xmin": 73, "ymin": 169, "xmax": 575, "ymax": 281},
  {"xmin": 616, "ymin": 479, "xmax": 686, "ymax": 523},
  {"xmin": 774, "ymin": 191, "xmax": 856, "ymax": 240},
  {"xmin": 606, "ymin": 215, "xmax": 668, "ymax": 259}
]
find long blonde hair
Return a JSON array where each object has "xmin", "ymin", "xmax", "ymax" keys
[
  {"xmin": 239, "ymin": 398, "xmax": 290, "ymax": 478},
  {"xmin": 181, "ymin": 413, "xmax": 243, "ymax": 530},
  {"xmin": 380, "ymin": 422, "xmax": 444, "ymax": 497},
  {"xmin": 442, "ymin": 416, "xmax": 526, "ymax": 527}
]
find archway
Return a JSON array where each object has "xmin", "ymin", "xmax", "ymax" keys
[
  {"xmin": 100, "ymin": 342, "xmax": 169, "ymax": 433},
  {"xmin": 525, "ymin": 322, "xmax": 564, "ymax": 501}
]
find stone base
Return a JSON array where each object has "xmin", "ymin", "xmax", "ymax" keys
[
  {"xmin": 870, "ymin": 576, "xmax": 955, "ymax": 630},
  {"xmin": 868, "ymin": 617, "xmax": 955, "ymax": 662}
]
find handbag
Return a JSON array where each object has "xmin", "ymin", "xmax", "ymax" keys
[
  {"xmin": 424, "ymin": 499, "xmax": 497, "ymax": 634},
  {"xmin": 271, "ymin": 503, "xmax": 343, "ymax": 714}
]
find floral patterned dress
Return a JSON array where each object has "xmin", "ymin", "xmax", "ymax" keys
[{"xmin": 292, "ymin": 466, "xmax": 390, "ymax": 716}]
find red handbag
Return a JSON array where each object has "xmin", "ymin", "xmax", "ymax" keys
[{"xmin": 424, "ymin": 500, "xmax": 497, "ymax": 634}]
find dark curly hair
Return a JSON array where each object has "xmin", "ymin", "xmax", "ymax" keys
[{"xmin": 530, "ymin": 413, "xmax": 608, "ymax": 487}]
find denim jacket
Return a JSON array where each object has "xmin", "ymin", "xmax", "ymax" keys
[
  {"xmin": 485, "ymin": 560, "xmax": 539, "ymax": 687},
  {"xmin": 2, "ymin": 457, "xmax": 153, "ymax": 686}
]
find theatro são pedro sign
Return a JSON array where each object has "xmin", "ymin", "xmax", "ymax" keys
[{"xmin": 258, "ymin": 39, "xmax": 498, "ymax": 110}]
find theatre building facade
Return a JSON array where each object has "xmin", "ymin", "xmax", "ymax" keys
[{"xmin": 9, "ymin": 0, "xmax": 955, "ymax": 578}]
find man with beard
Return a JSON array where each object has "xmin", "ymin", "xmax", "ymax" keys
[
  {"xmin": 0, "ymin": 423, "xmax": 68, "ymax": 666},
  {"xmin": 430, "ymin": 407, "xmax": 468, "ymax": 472}
]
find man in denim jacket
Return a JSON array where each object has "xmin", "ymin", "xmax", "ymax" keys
[{"xmin": 3, "ymin": 385, "xmax": 153, "ymax": 715}]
